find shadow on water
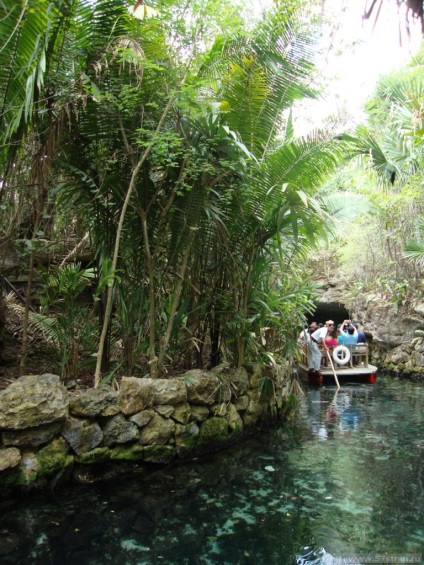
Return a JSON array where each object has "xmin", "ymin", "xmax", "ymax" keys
[{"xmin": 1, "ymin": 376, "xmax": 423, "ymax": 564}]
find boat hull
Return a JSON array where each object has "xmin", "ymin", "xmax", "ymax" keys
[{"xmin": 298, "ymin": 363, "xmax": 378, "ymax": 385}]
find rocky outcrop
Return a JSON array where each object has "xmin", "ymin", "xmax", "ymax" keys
[{"xmin": 0, "ymin": 363, "xmax": 288, "ymax": 495}]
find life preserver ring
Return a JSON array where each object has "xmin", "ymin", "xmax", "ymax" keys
[{"xmin": 333, "ymin": 345, "xmax": 350, "ymax": 366}]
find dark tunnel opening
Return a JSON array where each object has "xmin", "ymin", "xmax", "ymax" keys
[{"xmin": 307, "ymin": 301, "xmax": 350, "ymax": 327}]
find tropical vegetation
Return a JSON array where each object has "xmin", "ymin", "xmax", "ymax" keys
[
  {"xmin": 0, "ymin": 0, "xmax": 351, "ymax": 386},
  {"xmin": 1, "ymin": 0, "xmax": 423, "ymax": 389}
]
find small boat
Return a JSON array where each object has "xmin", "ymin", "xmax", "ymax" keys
[{"xmin": 298, "ymin": 343, "xmax": 378, "ymax": 385}]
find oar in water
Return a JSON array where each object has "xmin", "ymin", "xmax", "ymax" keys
[{"xmin": 326, "ymin": 349, "xmax": 341, "ymax": 389}]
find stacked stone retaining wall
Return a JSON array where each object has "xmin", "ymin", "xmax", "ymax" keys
[{"xmin": 0, "ymin": 364, "xmax": 287, "ymax": 495}]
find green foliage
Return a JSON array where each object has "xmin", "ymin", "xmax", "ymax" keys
[
  {"xmin": 30, "ymin": 264, "xmax": 98, "ymax": 378},
  {"xmin": 1, "ymin": 0, "xmax": 350, "ymax": 379}
]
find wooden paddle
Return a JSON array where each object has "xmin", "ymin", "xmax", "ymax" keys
[{"xmin": 326, "ymin": 349, "xmax": 341, "ymax": 389}]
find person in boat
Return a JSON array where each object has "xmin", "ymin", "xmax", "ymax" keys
[
  {"xmin": 298, "ymin": 324, "xmax": 311, "ymax": 344},
  {"xmin": 309, "ymin": 321, "xmax": 318, "ymax": 333},
  {"xmin": 353, "ymin": 322, "xmax": 366, "ymax": 344},
  {"xmin": 325, "ymin": 326, "xmax": 339, "ymax": 349},
  {"xmin": 308, "ymin": 320, "xmax": 334, "ymax": 377},
  {"xmin": 339, "ymin": 320, "xmax": 358, "ymax": 346},
  {"xmin": 322, "ymin": 325, "xmax": 339, "ymax": 367}
]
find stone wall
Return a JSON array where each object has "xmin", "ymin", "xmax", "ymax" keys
[{"xmin": 0, "ymin": 364, "xmax": 287, "ymax": 495}]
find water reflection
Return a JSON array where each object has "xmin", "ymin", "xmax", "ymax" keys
[
  {"xmin": 1, "ymin": 377, "xmax": 423, "ymax": 564},
  {"xmin": 308, "ymin": 387, "xmax": 370, "ymax": 440}
]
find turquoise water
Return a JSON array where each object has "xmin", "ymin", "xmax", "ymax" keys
[{"xmin": 1, "ymin": 376, "xmax": 423, "ymax": 564}]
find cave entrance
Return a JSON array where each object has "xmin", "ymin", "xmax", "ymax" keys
[{"xmin": 307, "ymin": 301, "xmax": 350, "ymax": 327}]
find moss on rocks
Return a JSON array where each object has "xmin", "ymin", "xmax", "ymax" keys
[
  {"xmin": 37, "ymin": 437, "xmax": 71, "ymax": 477},
  {"xmin": 76, "ymin": 447, "xmax": 111, "ymax": 465},
  {"xmin": 198, "ymin": 416, "xmax": 229, "ymax": 446},
  {"xmin": 110, "ymin": 444, "xmax": 144, "ymax": 461}
]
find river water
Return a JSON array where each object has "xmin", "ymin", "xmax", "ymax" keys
[{"xmin": 1, "ymin": 376, "xmax": 423, "ymax": 564}]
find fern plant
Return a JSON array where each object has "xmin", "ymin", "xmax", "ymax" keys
[{"xmin": 8, "ymin": 264, "xmax": 98, "ymax": 379}]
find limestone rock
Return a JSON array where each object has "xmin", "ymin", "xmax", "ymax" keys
[
  {"xmin": 62, "ymin": 418, "xmax": 103, "ymax": 455},
  {"xmin": 210, "ymin": 403, "xmax": 228, "ymax": 417},
  {"xmin": 172, "ymin": 402, "xmax": 191, "ymax": 424},
  {"xmin": 139, "ymin": 413, "xmax": 175, "ymax": 445},
  {"xmin": 414, "ymin": 303, "xmax": 424, "ymax": 316},
  {"xmin": 181, "ymin": 370, "xmax": 221, "ymax": 405},
  {"xmin": 249, "ymin": 365, "xmax": 263, "ymax": 388},
  {"xmin": 102, "ymin": 414, "xmax": 139, "ymax": 446},
  {"xmin": 69, "ymin": 387, "xmax": 119, "ymax": 418},
  {"xmin": 230, "ymin": 367, "xmax": 249, "ymax": 396},
  {"xmin": 151, "ymin": 379, "xmax": 187, "ymax": 405},
  {"xmin": 2, "ymin": 422, "xmax": 61, "ymax": 448},
  {"xmin": 0, "ymin": 447, "xmax": 21, "ymax": 471},
  {"xmin": 154, "ymin": 405, "xmax": 174, "ymax": 418},
  {"xmin": 234, "ymin": 395, "xmax": 249, "ymax": 412},
  {"xmin": 129, "ymin": 409, "xmax": 155, "ymax": 428},
  {"xmin": 246, "ymin": 397, "xmax": 264, "ymax": 418},
  {"xmin": 175, "ymin": 422, "xmax": 199, "ymax": 454},
  {"xmin": 226, "ymin": 403, "xmax": 243, "ymax": 436},
  {"xmin": 120, "ymin": 377, "xmax": 153, "ymax": 415},
  {"xmin": 37, "ymin": 437, "xmax": 72, "ymax": 477},
  {"xmin": 211, "ymin": 362, "xmax": 231, "ymax": 375},
  {"xmin": 0, "ymin": 374, "xmax": 68, "ymax": 430},
  {"xmin": 411, "ymin": 350, "xmax": 424, "ymax": 367},
  {"xmin": 388, "ymin": 349, "xmax": 409, "ymax": 364},
  {"xmin": 189, "ymin": 405, "xmax": 209, "ymax": 422},
  {"xmin": 3, "ymin": 451, "xmax": 39, "ymax": 488}
]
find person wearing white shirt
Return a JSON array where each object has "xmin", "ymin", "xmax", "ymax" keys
[{"xmin": 308, "ymin": 321, "xmax": 334, "ymax": 377}]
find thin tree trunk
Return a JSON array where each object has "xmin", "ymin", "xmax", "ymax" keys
[
  {"xmin": 141, "ymin": 213, "xmax": 158, "ymax": 378},
  {"xmin": 157, "ymin": 232, "xmax": 194, "ymax": 374},
  {"xmin": 94, "ymin": 58, "xmax": 194, "ymax": 387},
  {"xmin": 237, "ymin": 243, "xmax": 255, "ymax": 367},
  {"xmin": 19, "ymin": 227, "xmax": 39, "ymax": 376}
]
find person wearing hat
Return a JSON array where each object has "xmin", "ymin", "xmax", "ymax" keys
[{"xmin": 308, "ymin": 321, "xmax": 334, "ymax": 377}]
